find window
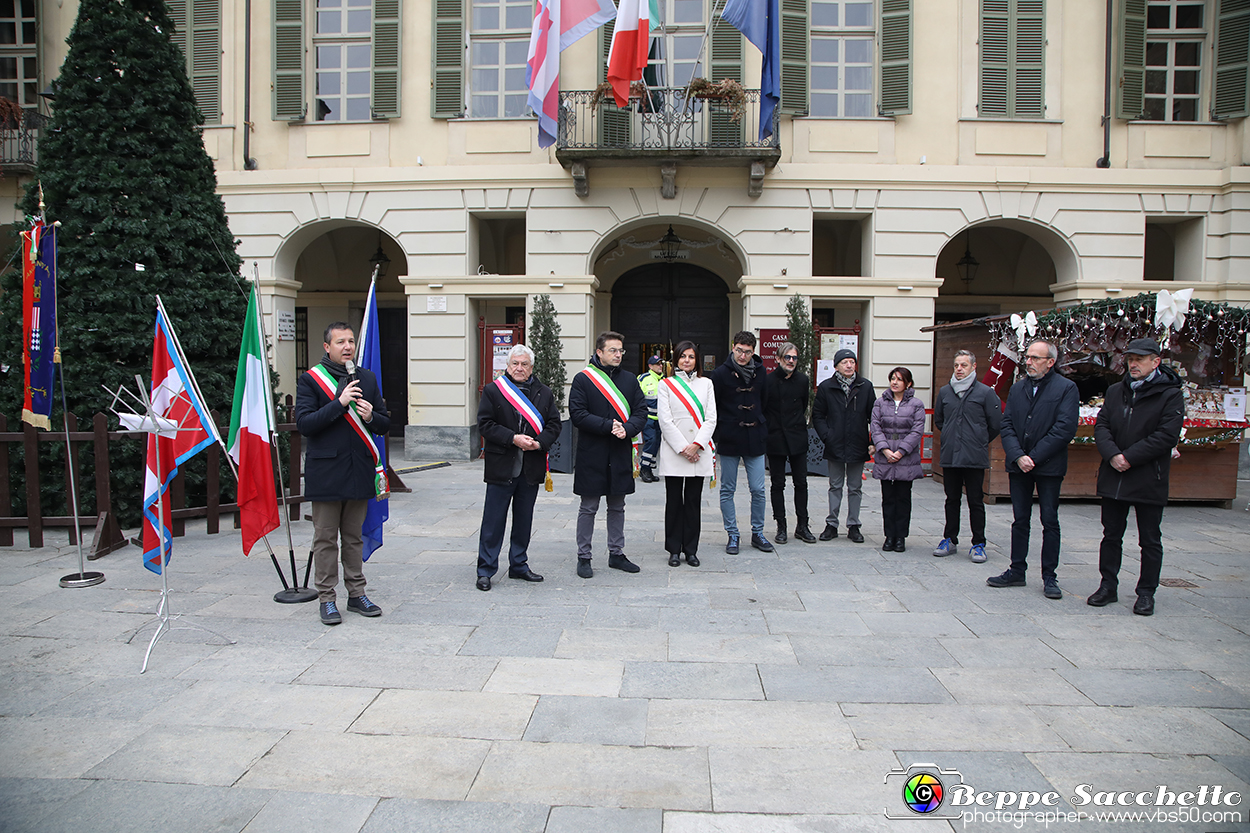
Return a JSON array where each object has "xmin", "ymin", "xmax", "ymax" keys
[
  {"xmin": 0, "ymin": 0, "xmax": 38, "ymax": 110},
  {"xmin": 979, "ymin": 0, "xmax": 1045, "ymax": 118},
  {"xmin": 644, "ymin": 0, "xmax": 707, "ymax": 89},
  {"xmin": 169, "ymin": 0, "xmax": 222, "ymax": 125},
  {"xmin": 1144, "ymin": 0, "xmax": 1205, "ymax": 120},
  {"xmin": 295, "ymin": 307, "xmax": 309, "ymax": 374},
  {"xmin": 810, "ymin": 0, "xmax": 875, "ymax": 117},
  {"xmin": 468, "ymin": 0, "xmax": 530, "ymax": 118},
  {"xmin": 273, "ymin": 0, "xmax": 400, "ymax": 122}
]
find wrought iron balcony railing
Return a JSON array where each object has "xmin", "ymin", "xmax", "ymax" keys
[
  {"xmin": 0, "ymin": 110, "xmax": 46, "ymax": 172},
  {"xmin": 556, "ymin": 86, "xmax": 779, "ymax": 157}
]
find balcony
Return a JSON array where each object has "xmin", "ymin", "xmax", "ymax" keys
[
  {"xmin": 555, "ymin": 86, "xmax": 780, "ymax": 198},
  {"xmin": 0, "ymin": 110, "xmax": 46, "ymax": 174}
]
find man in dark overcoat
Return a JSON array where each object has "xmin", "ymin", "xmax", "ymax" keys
[
  {"xmin": 811, "ymin": 349, "xmax": 874, "ymax": 543},
  {"xmin": 765, "ymin": 341, "xmax": 815, "ymax": 544},
  {"xmin": 296, "ymin": 321, "xmax": 390, "ymax": 625},
  {"xmin": 475, "ymin": 344, "xmax": 562, "ymax": 591},
  {"xmin": 1088, "ymin": 338, "xmax": 1184, "ymax": 616},
  {"xmin": 989, "ymin": 337, "xmax": 1078, "ymax": 600},
  {"xmin": 712, "ymin": 331, "xmax": 772, "ymax": 554},
  {"xmin": 569, "ymin": 331, "xmax": 647, "ymax": 578},
  {"xmin": 932, "ymin": 349, "xmax": 1002, "ymax": 563}
]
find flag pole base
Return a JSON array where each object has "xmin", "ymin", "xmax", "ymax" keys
[
  {"xmin": 60, "ymin": 571, "xmax": 106, "ymax": 588},
  {"xmin": 274, "ymin": 587, "xmax": 317, "ymax": 604}
]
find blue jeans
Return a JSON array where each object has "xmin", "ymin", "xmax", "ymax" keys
[
  {"xmin": 719, "ymin": 454, "xmax": 766, "ymax": 536},
  {"xmin": 1008, "ymin": 472, "xmax": 1063, "ymax": 580}
]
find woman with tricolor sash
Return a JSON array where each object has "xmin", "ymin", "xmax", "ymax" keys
[{"xmin": 657, "ymin": 341, "xmax": 718, "ymax": 567}]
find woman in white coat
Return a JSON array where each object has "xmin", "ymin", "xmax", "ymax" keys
[{"xmin": 657, "ymin": 341, "xmax": 718, "ymax": 566}]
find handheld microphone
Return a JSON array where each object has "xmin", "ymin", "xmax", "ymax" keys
[{"xmin": 344, "ymin": 360, "xmax": 358, "ymax": 383}]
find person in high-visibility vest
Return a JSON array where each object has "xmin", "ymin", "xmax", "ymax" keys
[{"xmin": 637, "ymin": 354, "xmax": 664, "ymax": 482}]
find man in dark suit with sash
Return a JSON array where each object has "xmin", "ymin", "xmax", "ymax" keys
[
  {"xmin": 296, "ymin": 322, "xmax": 390, "ymax": 625},
  {"xmin": 475, "ymin": 344, "xmax": 562, "ymax": 591},
  {"xmin": 569, "ymin": 331, "xmax": 647, "ymax": 578}
]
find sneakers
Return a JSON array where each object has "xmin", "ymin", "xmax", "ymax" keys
[
  {"xmin": 577, "ymin": 559, "xmax": 593, "ymax": 579},
  {"xmin": 969, "ymin": 544, "xmax": 987, "ymax": 563},
  {"xmin": 319, "ymin": 601, "xmax": 342, "ymax": 625},
  {"xmin": 1043, "ymin": 578, "xmax": 1063, "ymax": 600},
  {"xmin": 608, "ymin": 553, "xmax": 641, "ymax": 573},
  {"xmin": 846, "ymin": 525, "xmax": 864, "ymax": 543},
  {"xmin": 750, "ymin": 534, "xmax": 775, "ymax": 553},
  {"xmin": 819, "ymin": 524, "xmax": 837, "ymax": 541},
  {"xmin": 725, "ymin": 535, "xmax": 740, "ymax": 554},
  {"xmin": 932, "ymin": 538, "xmax": 957, "ymax": 557},
  {"xmin": 986, "ymin": 570, "xmax": 1026, "ymax": 588},
  {"xmin": 347, "ymin": 595, "xmax": 382, "ymax": 616}
]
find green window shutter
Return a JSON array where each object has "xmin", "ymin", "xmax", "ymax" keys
[
  {"xmin": 779, "ymin": 0, "xmax": 808, "ymax": 115},
  {"xmin": 168, "ymin": 0, "xmax": 222, "ymax": 125},
  {"xmin": 1014, "ymin": 0, "xmax": 1044, "ymax": 117},
  {"xmin": 879, "ymin": 0, "xmax": 912, "ymax": 115},
  {"xmin": 431, "ymin": 0, "xmax": 464, "ymax": 118},
  {"xmin": 979, "ymin": 0, "xmax": 1010, "ymax": 115},
  {"xmin": 710, "ymin": 1, "xmax": 744, "ymax": 144},
  {"xmin": 1213, "ymin": 0, "xmax": 1250, "ymax": 119},
  {"xmin": 1116, "ymin": 0, "xmax": 1146, "ymax": 119},
  {"xmin": 599, "ymin": 20, "xmax": 631, "ymax": 146},
  {"xmin": 273, "ymin": 0, "xmax": 305, "ymax": 120},
  {"xmin": 373, "ymin": 0, "xmax": 401, "ymax": 118}
]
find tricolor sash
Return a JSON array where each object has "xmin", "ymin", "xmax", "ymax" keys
[
  {"xmin": 495, "ymin": 375, "xmax": 544, "ymax": 435},
  {"xmin": 306, "ymin": 364, "xmax": 389, "ymax": 499},
  {"xmin": 580, "ymin": 365, "xmax": 631, "ymax": 422},
  {"xmin": 665, "ymin": 375, "xmax": 716, "ymax": 486}
]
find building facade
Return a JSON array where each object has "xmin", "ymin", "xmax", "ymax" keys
[{"xmin": 6, "ymin": 0, "xmax": 1249, "ymax": 459}]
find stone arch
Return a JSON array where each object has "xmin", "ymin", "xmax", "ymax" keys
[
  {"xmin": 273, "ymin": 219, "xmax": 408, "ymax": 293},
  {"xmin": 590, "ymin": 217, "xmax": 747, "ymax": 290}
]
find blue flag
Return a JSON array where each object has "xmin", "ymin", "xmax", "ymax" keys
[
  {"xmin": 358, "ymin": 279, "xmax": 388, "ymax": 561},
  {"xmin": 721, "ymin": 0, "xmax": 780, "ymax": 142}
]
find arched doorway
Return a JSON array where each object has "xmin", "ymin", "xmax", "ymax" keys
[{"xmin": 610, "ymin": 263, "xmax": 731, "ymax": 374}]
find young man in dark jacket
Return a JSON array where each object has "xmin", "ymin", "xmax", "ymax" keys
[
  {"xmin": 475, "ymin": 344, "xmax": 562, "ymax": 591},
  {"xmin": 932, "ymin": 350, "xmax": 1002, "ymax": 563},
  {"xmin": 811, "ymin": 349, "xmax": 874, "ymax": 542},
  {"xmin": 296, "ymin": 322, "xmax": 390, "ymax": 625},
  {"xmin": 1088, "ymin": 338, "xmax": 1184, "ymax": 616},
  {"xmin": 989, "ymin": 338, "xmax": 1078, "ymax": 600},
  {"xmin": 711, "ymin": 331, "xmax": 773, "ymax": 554},
  {"xmin": 765, "ymin": 341, "xmax": 815, "ymax": 544}
]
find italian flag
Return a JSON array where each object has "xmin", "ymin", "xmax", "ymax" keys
[
  {"xmin": 606, "ymin": 0, "xmax": 659, "ymax": 107},
  {"xmin": 227, "ymin": 282, "xmax": 280, "ymax": 555}
]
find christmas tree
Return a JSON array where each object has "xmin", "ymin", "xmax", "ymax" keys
[{"xmin": 529, "ymin": 294, "xmax": 566, "ymax": 411}]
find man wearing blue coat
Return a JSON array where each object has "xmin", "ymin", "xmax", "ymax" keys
[
  {"xmin": 988, "ymin": 338, "xmax": 1078, "ymax": 600},
  {"xmin": 296, "ymin": 322, "xmax": 390, "ymax": 625}
]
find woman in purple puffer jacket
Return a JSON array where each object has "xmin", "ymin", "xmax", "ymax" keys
[{"xmin": 870, "ymin": 367, "xmax": 926, "ymax": 552}]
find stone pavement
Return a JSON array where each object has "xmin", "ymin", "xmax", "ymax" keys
[{"xmin": 1, "ymin": 461, "xmax": 1248, "ymax": 833}]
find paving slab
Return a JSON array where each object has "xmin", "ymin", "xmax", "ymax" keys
[
  {"xmin": 760, "ymin": 665, "xmax": 953, "ymax": 704},
  {"xmin": 0, "ymin": 777, "xmax": 94, "ymax": 833},
  {"xmin": 295, "ymin": 652, "xmax": 498, "ymax": 691},
  {"xmin": 620, "ymin": 660, "xmax": 765, "ymax": 700},
  {"xmin": 553, "ymin": 626, "xmax": 668, "ymax": 661},
  {"xmin": 457, "ymin": 625, "xmax": 565, "ymax": 658},
  {"xmin": 156, "ymin": 678, "xmax": 378, "ymax": 731},
  {"xmin": 522, "ymin": 694, "xmax": 649, "ymax": 745},
  {"xmin": 482, "ymin": 657, "xmax": 624, "ymax": 697},
  {"xmin": 790, "ymin": 635, "xmax": 958, "ymax": 667},
  {"xmin": 1031, "ymin": 705, "xmax": 1250, "ymax": 754},
  {"xmin": 27, "ymin": 779, "xmax": 271, "ymax": 833},
  {"xmin": 240, "ymin": 791, "xmax": 379, "ymax": 833},
  {"xmin": 932, "ymin": 667, "xmax": 1094, "ymax": 706},
  {"xmin": 843, "ymin": 704, "xmax": 1070, "ymax": 751},
  {"xmin": 358, "ymin": 797, "xmax": 549, "ymax": 833},
  {"xmin": 1057, "ymin": 669, "xmax": 1250, "ymax": 708},
  {"xmin": 666, "ymin": 633, "xmax": 797, "ymax": 664},
  {"xmin": 85, "ymin": 724, "xmax": 284, "ymax": 786},
  {"xmin": 545, "ymin": 805, "xmax": 663, "ymax": 833},
  {"xmin": 662, "ymin": 811, "xmax": 901, "ymax": 832},
  {"xmin": 708, "ymin": 747, "xmax": 899, "ymax": 814},
  {"xmin": 350, "ymin": 689, "xmax": 538, "ymax": 740},
  {"xmin": 646, "ymin": 698, "xmax": 858, "ymax": 749}
]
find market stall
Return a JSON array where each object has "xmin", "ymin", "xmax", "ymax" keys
[{"xmin": 924, "ymin": 291, "xmax": 1248, "ymax": 507}]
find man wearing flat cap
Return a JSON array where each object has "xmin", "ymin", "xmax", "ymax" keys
[{"xmin": 1088, "ymin": 337, "xmax": 1184, "ymax": 616}]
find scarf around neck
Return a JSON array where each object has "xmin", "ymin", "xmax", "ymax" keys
[{"xmin": 950, "ymin": 372, "xmax": 975, "ymax": 397}]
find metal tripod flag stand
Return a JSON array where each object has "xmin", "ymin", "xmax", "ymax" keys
[{"xmin": 109, "ymin": 378, "xmax": 235, "ymax": 673}]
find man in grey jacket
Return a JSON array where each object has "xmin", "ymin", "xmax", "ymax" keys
[{"xmin": 932, "ymin": 350, "xmax": 1002, "ymax": 563}]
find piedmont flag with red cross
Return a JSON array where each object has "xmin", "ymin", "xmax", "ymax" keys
[
  {"xmin": 527, "ymin": 0, "xmax": 617, "ymax": 147},
  {"xmin": 141, "ymin": 306, "xmax": 220, "ymax": 574},
  {"xmin": 227, "ymin": 282, "xmax": 281, "ymax": 556}
]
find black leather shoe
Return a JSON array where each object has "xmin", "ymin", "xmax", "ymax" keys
[
  {"xmin": 819, "ymin": 524, "xmax": 837, "ymax": 541},
  {"xmin": 895, "ymin": 538, "xmax": 907, "ymax": 553},
  {"xmin": 1043, "ymin": 578, "xmax": 1063, "ymax": 600},
  {"xmin": 640, "ymin": 468, "xmax": 657, "ymax": 483},
  {"xmin": 508, "ymin": 568, "xmax": 544, "ymax": 582},
  {"xmin": 577, "ymin": 559, "xmax": 593, "ymax": 579},
  {"xmin": 775, "ymin": 523, "xmax": 788, "ymax": 545},
  {"xmin": 726, "ymin": 535, "xmax": 740, "ymax": 554},
  {"xmin": 668, "ymin": 553, "xmax": 681, "ymax": 567},
  {"xmin": 986, "ymin": 570, "xmax": 1026, "ymax": 588},
  {"xmin": 608, "ymin": 553, "xmax": 641, "ymax": 573},
  {"xmin": 847, "ymin": 525, "xmax": 864, "ymax": 543},
  {"xmin": 1133, "ymin": 592, "xmax": 1155, "ymax": 616},
  {"xmin": 794, "ymin": 523, "xmax": 817, "ymax": 544},
  {"xmin": 882, "ymin": 537, "xmax": 896, "ymax": 552},
  {"xmin": 1087, "ymin": 585, "xmax": 1117, "ymax": 606},
  {"xmin": 685, "ymin": 553, "xmax": 700, "ymax": 567},
  {"xmin": 751, "ymin": 534, "xmax": 775, "ymax": 553},
  {"xmin": 476, "ymin": 576, "xmax": 491, "ymax": 591}
]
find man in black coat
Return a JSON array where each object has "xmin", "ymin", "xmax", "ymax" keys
[
  {"xmin": 711, "ymin": 330, "xmax": 773, "ymax": 554},
  {"xmin": 475, "ymin": 344, "xmax": 562, "ymax": 591},
  {"xmin": 932, "ymin": 349, "xmax": 1002, "ymax": 563},
  {"xmin": 765, "ymin": 341, "xmax": 815, "ymax": 544},
  {"xmin": 569, "ymin": 331, "xmax": 647, "ymax": 578},
  {"xmin": 1088, "ymin": 338, "xmax": 1185, "ymax": 616},
  {"xmin": 811, "ymin": 349, "xmax": 875, "ymax": 543},
  {"xmin": 296, "ymin": 322, "xmax": 391, "ymax": 625},
  {"xmin": 989, "ymin": 338, "xmax": 1078, "ymax": 600}
]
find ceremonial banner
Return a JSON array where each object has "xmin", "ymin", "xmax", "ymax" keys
[
  {"xmin": 721, "ymin": 0, "xmax": 780, "ymax": 140},
  {"xmin": 21, "ymin": 220, "xmax": 56, "ymax": 429},
  {"xmin": 606, "ymin": 0, "xmax": 658, "ymax": 106},
  {"xmin": 141, "ymin": 306, "xmax": 220, "ymax": 574},
  {"xmin": 358, "ymin": 278, "xmax": 388, "ymax": 562},
  {"xmin": 227, "ymin": 283, "xmax": 280, "ymax": 556}
]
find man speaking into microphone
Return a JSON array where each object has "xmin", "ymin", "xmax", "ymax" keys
[{"xmin": 296, "ymin": 321, "xmax": 390, "ymax": 625}]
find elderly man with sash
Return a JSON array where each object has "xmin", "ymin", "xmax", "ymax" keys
[
  {"xmin": 475, "ymin": 344, "xmax": 562, "ymax": 591},
  {"xmin": 569, "ymin": 331, "xmax": 648, "ymax": 578},
  {"xmin": 296, "ymin": 321, "xmax": 390, "ymax": 625}
]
